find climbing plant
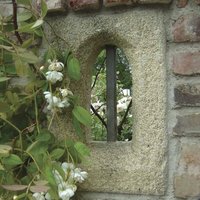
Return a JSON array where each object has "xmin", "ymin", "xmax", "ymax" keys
[{"xmin": 0, "ymin": 1, "xmax": 90, "ymax": 199}]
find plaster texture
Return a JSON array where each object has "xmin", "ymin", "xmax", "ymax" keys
[{"xmin": 46, "ymin": 9, "xmax": 167, "ymax": 195}]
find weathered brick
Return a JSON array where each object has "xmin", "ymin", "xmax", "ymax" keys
[
  {"xmin": 174, "ymin": 142, "xmax": 200, "ymax": 198},
  {"xmin": 138, "ymin": 0, "xmax": 171, "ymax": 3},
  {"xmin": 176, "ymin": 0, "xmax": 188, "ymax": 8},
  {"xmin": 175, "ymin": 175, "xmax": 200, "ymax": 198},
  {"xmin": 172, "ymin": 14, "xmax": 200, "ymax": 42},
  {"xmin": 173, "ymin": 114, "xmax": 200, "ymax": 136},
  {"xmin": 172, "ymin": 52, "xmax": 200, "ymax": 75},
  {"xmin": 174, "ymin": 84, "xmax": 200, "ymax": 107},
  {"xmin": 104, "ymin": 0, "xmax": 133, "ymax": 7},
  {"xmin": 69, "ymin": 0, "xmax": 100, "ymax": 11},
  {"xmin": 46, "ymin": 0, "xmax": 67, "ymax": 12},
  {"xmin": 36, "ymin": 0, "xmax": 67, "ymax": 12}
]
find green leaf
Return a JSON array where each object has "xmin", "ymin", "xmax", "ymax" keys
[
  {"xmin": 72, "ymin": 116, "xmax": 84, "ymax": 140},
  {"xmin": 26, "ymin": 141, "xmax": 48, "ymax": 155},
  {"xmin": 0, "ymin": 163, "xmax": 4, "ymax": 170},
  {"xmin": 31, "ymin": 19, "xmax": 43, "ymax": 29},
  {"xmin": 1, "ymin": 184, "xmax": 27, "ymax": 191},
  {"xmin": 0, "ymin": 45, "xmax": 14, "ymax": 52},
  {"xmin": 43, "ymin": 165, "xmax": 57, "ymax": 186},
  {"xmin": 17, "ymin": 11, "xmax": 32, "ymax": 22},
  {"xmin": 0, "ymin": 101, "xmax": 10, "ymax": 113},
  {"xmin": 18, "ymin": 22, "xmax": 35, "ymax": 33},
  {"xmin": 74, "ymin": 142, "xmax": 90, "ymax": 158},
  {"xmin": 41, "ymin": 0, "xmax": 48, "ymax": 17},
  {"xmin": 0, "ymin": 77, "xmax": 10, "ymax": 82},
  {"xmin": 2, "ymin": 154, "xmax": 23, "ymax": 166},
  {"xmin": 5, "ymin": 91, "xmax": 19, "ymax": 105},
  {"xmin": 14, "ymin": 58, "xmax": 29, "ymax": 76},
  {"xmin": 36, "ymin": 132, "xmax": 51, "ymax": 142},
  {"xmin": 18, "ymin": 51, "xmax": 39, "ymax": 64},
  {"xmin": 0, "ymin": 145, "xmax": 12, "ymax": 157},
  {"xmin": 62, "ymin": 50, "xmax": 70, "ymax": 66},
  {"xmin": 22, "ymin": 38, "xmax": 34, "ymax": 48},
  {"xmin": 72, "ymin": 106, "xmax": 91, "ymax": 127},
  {"xmin": 50, "ymin": 148, "xmax": 65, "ymax": 160},
  {"xmin": 67, "ymin": 55, "xmax": 81, "ymax": 80},
  {"xmin": 34, "ymin": 27, "xmax": 43, "ymax": 37}
]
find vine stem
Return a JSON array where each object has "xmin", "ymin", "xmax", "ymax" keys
[
  {"xmin": 0, "ymin": 116, "xmax": 21, "ymax": 133},
  {"xmin": 34, "ymin": 91, "xmax": 40, "ymax": 134},
  {"xmin": 0, "ymin": 116, "xmax": 23, "ymax": 153},
  {"xmin": 12, "ymin": 0, "xmax": 23, "ymax": 44}
]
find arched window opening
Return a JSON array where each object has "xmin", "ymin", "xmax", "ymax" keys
[{"xmin": 91, "ymin": 46, "xmax": 132, "ymax": 141}]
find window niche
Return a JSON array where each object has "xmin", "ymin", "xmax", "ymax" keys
[{"xmin": 91, "ymin": 45, "xmax": 132, "ymax": 142}]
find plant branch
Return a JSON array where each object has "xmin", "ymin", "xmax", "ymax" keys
[
  {"xmin": 91, "ymin": 57, "xmax": 106, "ymax": 90},
  {"xmin": 90, "ymin": 104, "xmax": 107, "ymax": 128},
  {"xmin": 12, "ymin": 0, "xmax": 23, "ymax": 44},
  {"xmin": 118, "ymin": 99, "xmax": 132, "ymax": 135}
]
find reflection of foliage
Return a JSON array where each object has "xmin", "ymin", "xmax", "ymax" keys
[{"xmin": 91, "ymin": 48, "xmax": 132, "ymax": 141}]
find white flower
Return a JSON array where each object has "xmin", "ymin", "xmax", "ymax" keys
[
  {"xmin": 43, "ymin": 91, "xmax": 66, "ymax": 111},
  {"xmin": 45, "ymin": 193, "xmax": 51, "ymax": 200},
  {"xmin": 58, "ymin": 183, "xmax": 76, "ymax": 200},
  {"xmin": 117, "ymin": 102, "xmax": 127, "ymax": 113},
  {"xmin": 32, "ymin": 193, "xmax": 45, "ymax": 200},
  {"xmin": 46, "ymin": 71, "xmax": 63, "ymax": 84},
  {"xmin": 71, "ymin": 168, "xmax": 88, "ymax": 183},
  {"xmin": 61, "ymin": 162, "xmax": 75, "ymax": 172},
  {"xmin": 58, "ymin": 189, "xmax": 74, "ymax": 200},
  {"xmin": 48, "ymin": 60, "xmax": 64, "ymax": 71},
  {"xmin": 40, "ymin": 66, "xmax": 45, "ymax": 71},
  {"xmin": 53, "ymin": 170, "xmax": 64, "ymax": 184},
  {"xmin": 59, "ymin": 89, "xmax": 73, "ymax": 98},
  {"xmin": 61, "ymin": 98, "xmax": 70, "ymax": 108}
]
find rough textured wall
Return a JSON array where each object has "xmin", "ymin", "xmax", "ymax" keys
[{"xmin": 45, "ymin": 8, "xmax": 167, "ymax": 196}]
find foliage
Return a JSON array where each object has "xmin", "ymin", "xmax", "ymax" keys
[
  {"xmin": 91, "ymin": 48, "xmax": 132, "ymax": 141},
  {"xmin": 0, "ymin": 1, "xmax": 90, "ymax": 199}
]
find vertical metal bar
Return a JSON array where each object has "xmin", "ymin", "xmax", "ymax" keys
[{"xmin": 106, "ymin": 45, "xmax": 117, "ymax": 142}]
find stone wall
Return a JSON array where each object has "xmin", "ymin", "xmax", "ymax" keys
[{"xmin": 42, "ymin": 0, "xmax": 200, "ymax": 199}]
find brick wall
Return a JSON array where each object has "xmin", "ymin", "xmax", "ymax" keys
[{"xmin": 169, "ymin": 1, "xmax": 200, "ymax": 199}]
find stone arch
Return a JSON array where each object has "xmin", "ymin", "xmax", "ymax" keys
[{"xmin": 48, "ymin": 10, "xmax": 167, "ymax": 194}]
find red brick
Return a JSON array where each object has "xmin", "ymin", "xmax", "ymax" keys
[
  {"xmin": 69, "ymin": 0, "xmax": 100, "ymax": 10},
  {"xmin": 103, "ymin": 0, "xmax": 133, "ymax": 7},
  {"xmin": 174, "ymin": 142, "xmax": 200, "ymax": 198},
  {"xmin": 172, "ymin": 14, "xmax": 200, "ymax": 42},
  {"xmin": 138, "ymin": 0, "xmax": 171, "ymax": 3},
  {"xmin": 172, "ymin": 52, "xmax": 200, "ymax": 75},
  {"xmin": 176, "ymin": 0, "xmax": 188, "ymax": 8},
  {"xmin": 174, "ymin": 84, "xmax": 200, "ymax": 107}
]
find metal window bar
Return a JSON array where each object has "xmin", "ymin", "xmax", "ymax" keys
[{"xmin": 106, "ymin": 45, "xmax": 117, "ymax": 142}]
